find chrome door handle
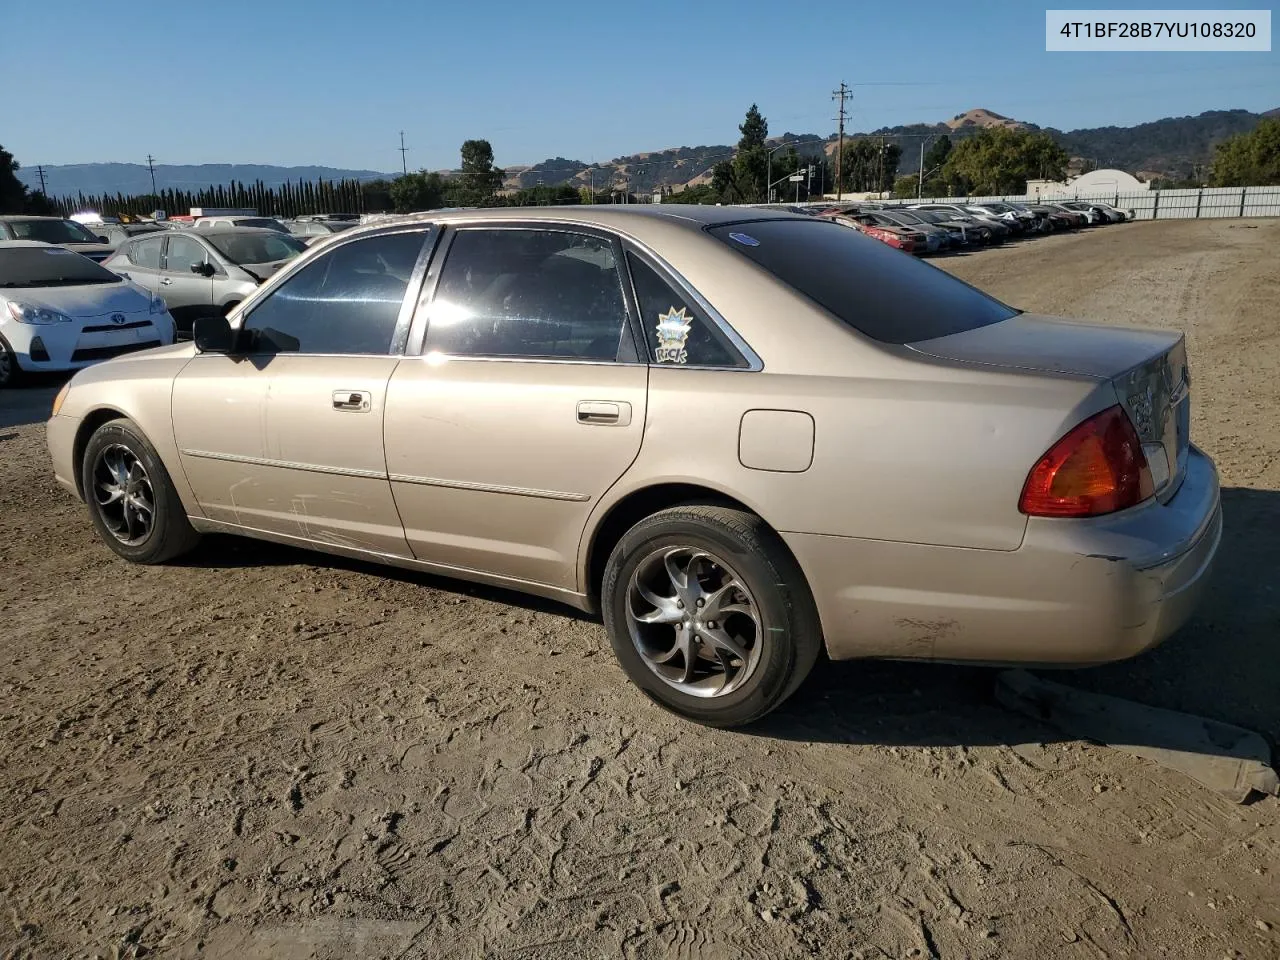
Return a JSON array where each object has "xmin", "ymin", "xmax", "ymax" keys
[
  {"xmin": 332, "ymin": 390, "xmax": 370, "ymax": 412},
  {"xmin": 577, "ymin": 400, "xmax": 631, "ymax": 426},
  {"xmin": 159, "ymin": 278, "xmax": 173, "ymax": 285}
]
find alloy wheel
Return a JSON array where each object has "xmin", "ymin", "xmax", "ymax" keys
[
  {"xmin": 92, "ymin": 443, "xmax": 156, "ymax": 545},
  {"xmin": 625, "ymin": 546, "xmax": 763, "ymax": 698}
]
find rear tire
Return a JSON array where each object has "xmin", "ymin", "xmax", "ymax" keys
[
  {"xmin": 601, "ymin": 505, "xmax": 822, "ymax": 728},
  {"xmin": 81, "ymin": 418, "xmax": 200, "ymax": 564}
]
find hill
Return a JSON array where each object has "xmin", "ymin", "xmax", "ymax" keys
[{"xmin": 19, "ymin": 107, "xmax": 1275, "ymax": 201}]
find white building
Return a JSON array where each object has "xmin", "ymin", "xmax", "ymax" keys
[{"xmin": 1026, "ymin": 168, "xmax": 1150, "ymax": 199}]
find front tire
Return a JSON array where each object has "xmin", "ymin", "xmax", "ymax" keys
[
  {"xmin": 601, "ymin": 505, "xmax": 822, "ymax": 727},
  {"xmin": 81, "ymin": 418, "xmax": 200, "ymax": 564},
  {"xmin": 0, "ymin": 335, "xmax": 19, "ymax": 388}
]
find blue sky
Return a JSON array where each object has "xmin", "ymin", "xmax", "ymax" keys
[{"xmin": 4, "ymin": 0, "xmax": 1275, "ymax": 172}]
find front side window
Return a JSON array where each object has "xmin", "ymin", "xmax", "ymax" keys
[
  {"xmin": 627, "ymin": 253, "xmax": 746, "ymax": 368},
  {"xmin": 206, "ymin": 232, "xmax": 306, "ymax": 266},
  {"xmin": 424, "ymin": 228, "xmax": 632, "ymax": 361},
  {"xmin": 240, "ymin": 230, "xmax": 425, "ymax": 355},
  {"xmin": 165, "ymin": 235, "xmax": 209, "ymax": 272},
  {"xmin": 127, "ymin": 236, "xmax": 165, "ymax": 269}
]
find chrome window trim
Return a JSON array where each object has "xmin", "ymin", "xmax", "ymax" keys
[
  {"xmin": 180, "ymin": 449, "xmax": 386, "ymax": 480},
  {"xmin": 388, "ymin": 473, "xmax": 589, "ymax": 502}
]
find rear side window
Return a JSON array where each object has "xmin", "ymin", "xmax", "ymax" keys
[
  {"xmin": 627, "ymin": 254, "xmax": 745, "ymax": 368},
  {"xmin": 708, "ymin": 219, "xmax": 1016, "ymax": 344},
  {"xmin": 424, "ymin": 228, "xmax": 633, "ymax": 362},
  {"xmin": 128, "ymin": 237, "xmax": 164, "ymax": 269}
]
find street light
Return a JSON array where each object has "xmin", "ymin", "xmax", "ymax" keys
[{"xmin": 766, "ymin": 140, "xmax": 805, "ymax": 203}]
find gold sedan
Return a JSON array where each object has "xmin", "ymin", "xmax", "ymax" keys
[{"xmin": 46, "ymin": 206, "xmax": 1221, "ymax": 727}]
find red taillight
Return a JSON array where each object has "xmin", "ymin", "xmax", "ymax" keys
[{"xmin": 1019, "ymin": 405, "xmax": 1155, "ymax": 518}]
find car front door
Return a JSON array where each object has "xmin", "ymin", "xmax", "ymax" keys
[
  {"xmin": 159, "ymin": 234, "xmax": 218, "ymax": 334},
  {"xmin": 171, "ymin": 227, "xmax": 433, "ymax": 556},
  {"xmin": 383, "ymin": 225, "xmax": 648, "ymax": 592}
]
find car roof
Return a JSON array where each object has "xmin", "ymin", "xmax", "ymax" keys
[
  {"xmin": 0, "ymin": 216, "xmax": 71, "ymax": 223},
  {"xmin": 171, "ymin": 226, "xmax": 288, "ymax": 239},
  {"xmin": 0, "ymin": 239, "xmax": 58, "ymax": 248}
]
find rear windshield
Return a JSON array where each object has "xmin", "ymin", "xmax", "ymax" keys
[
  {"xmin": 207, "ymin": 232, "xmax": 306, "ymax": 265},
  {"xmin": 707, "ymin": 218, "xmax": 1017, "ymax": 344},
  {"xmin": 0, "ymin": 246, "xmax": 122, "ymax": 287}
]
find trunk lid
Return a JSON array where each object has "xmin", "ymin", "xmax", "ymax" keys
[{"xmin": 909, "ymin": 313, "xmax": 1192, "ymax": 498}]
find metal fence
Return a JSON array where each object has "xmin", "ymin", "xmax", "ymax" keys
[{"xmin": 783, "ymin": 185, "xmax": 1280, "ymax": 220}]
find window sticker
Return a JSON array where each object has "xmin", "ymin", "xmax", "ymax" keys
[
  {"xmin": 655, "ymin": 307, "xmax": 692, "ymax": 364},
  {"xmin": 728, "ymin": 232, "xmax": 759, "ymax": 246}
]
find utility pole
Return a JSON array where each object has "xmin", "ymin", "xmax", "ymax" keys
[
  {"xmin": 398, "ymin": 132, "xmax": 408, "ymax": 176},
  {"xmin": 918, "ymin": 138, "xmax": 928, "ymax": 198},
  {"xmin": 36, "ymin": 165, "xmax": 47, "ymax": 195},
  {"xmin": 831, "ymin": 82, "xmax": 850, "ymax": 201},
  {"xmin": 146, "ymin": 154, "xmax": 157, "ymax": 197}
]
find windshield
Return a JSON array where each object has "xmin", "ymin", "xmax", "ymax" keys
[
  {"xmin": 6, "ymin": 219, "xmax": 101, "ymax": 244},
  {"xmin": 980, "ymin": 203, "xmax": 1013, "ymax": 213},
  {"xmin": 708, "ymin": 219, "xmax": 1016, "ymax": 344},
  {"xmin": 0, "ymin": 246, "xmax": 122, "ymax": 288},
  {"xmin": 206, "ymin": 232, "xmax": 306, "ymax": 265}
]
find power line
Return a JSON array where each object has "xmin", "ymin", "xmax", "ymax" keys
[
  {"xmin": 832, "ymin": 81, "xmax": 851, "ymax": 199},
  {"xmin": 146, "ymin": 154, "xmax": 157, "ymax": 196},
  {"xmin": 35, "ymin": 165, "xmax": 47, "ymax": 194},
  {"xmin": 399, "ymin": 132, "xmax": 409, "ymax": 176}
]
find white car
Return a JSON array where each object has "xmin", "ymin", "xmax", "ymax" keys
[{"xmin": 0, "ymin": 241, "xmax": 175, "ymax": 388}]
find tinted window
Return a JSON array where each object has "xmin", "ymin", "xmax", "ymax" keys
[
  {"xmin": 424, "ymin": 229, "xmax": 631, "ymax": 361},
  {"xmin": 708, "ymin": 219, "xmax": 1016, "ymax": 344},
  {"xmin": 165, "ymin": 235, "xmax": 209, "ymax": 272},
  {"xmin": 241, "ymin": 230, "xmax": 424, "ymax": 355},
  {"xmin": 627, "ymin": 253, "xmax": 745, "ymax": 368},
  {"xmin": 7, "ymin": 219, "xmax": 100, "ymax": 244},
  {"xmin": 127, "ymin": 236, "xmax": 165, "ymax": 269},
  {"xmin": 0, "ymin": 246, "xmax": 121, "ymax": 287}
]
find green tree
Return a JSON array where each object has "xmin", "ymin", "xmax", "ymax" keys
[
  {"xmin": 924, "ymin": 135, "xmax": 952, "ymax": 173},
  {"xmin": 1211, "ymin": 118, "xmax": 1280, "ymax": 186},
  {"xmin": 390, "ymin": 170, "xmax": 446, "ymax": 213},
  {"xmin": 452, "ymin": 139, "xmax": 505, "ymax": 205},
  {"xmin": 942, "ymin": 128, "xmax": 1069, "ymax": 194},
  {"xmin": 24, "ymin": 190, "xmax": 57, "ymax": 215},
  {"xmin": 361, "ymin": 178, "xmax": 394, "ymax": 212},
  {"xmin": 732, "ymin": 104, "xmax": 769, "ymax": 202},
  {"xmin": 0, "ymin": 144, "xmax": 29, "ymax": 213},
  {"xmin": 510, "ymin": 184, "xmax": 580, "ymax": 206},
  {"xmin": 839, "ymin": 139, "xmax": 901, "ymax": 193},
  {"xmin": 892, "ymin": 175, "xmax": 921, "ymax": 199},
  {"xmin": 665, "ymin": 183, "xmax": 720, "ymax": 204}
]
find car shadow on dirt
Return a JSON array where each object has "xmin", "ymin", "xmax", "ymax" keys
[
  {"xmin": 1, "ymin": 376, "xmax": 68, "ymax": 429},
  {"xmin": 753, "ymin": 486, "xmax": 1280, "ymax": 760}
]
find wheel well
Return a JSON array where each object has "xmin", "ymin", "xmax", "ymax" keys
[
  {"xmin": 585, "ymin": 483, "xmax": 757, "ymax": 606},
  {"xmin": 72, "ymin": 408, "xmax": 127, "ymax": 499}
]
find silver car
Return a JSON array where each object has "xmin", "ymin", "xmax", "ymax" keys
[{"xmin": 102, "ymin": 228, "xmax": 306, "ymax": 336}]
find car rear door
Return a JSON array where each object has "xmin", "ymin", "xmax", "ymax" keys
[
  {"xmin": 171, "ymin": 226, "xmax": 433, "ymax": 555},
  {"xmin": 383, "ymin": 224, "xmax": 648, "ymax": 592},
  {"xmin": 112, "ymin": 235, "xmax": 165, "ymax": 296}
]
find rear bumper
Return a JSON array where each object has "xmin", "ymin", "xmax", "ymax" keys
[{"xmin": 784, "ymin": 445, "xmax": 1222, "ymax": 665}]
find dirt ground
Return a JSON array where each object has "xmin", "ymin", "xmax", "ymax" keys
[{"xmin": 2, "ymin": 218, "xmax": 1278, "ymax": 960}]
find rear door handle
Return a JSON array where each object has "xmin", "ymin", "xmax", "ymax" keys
[
  {"xmin": 577, "ymin": 400, "xmax": 631, "ymax": 426},
  {"xmin": 159, "ymin": 277, "xmax": 173, "ymax": 285},
  {"xmin": 333, "ymin": 390, "xmax": 371, "ymax": 412}
]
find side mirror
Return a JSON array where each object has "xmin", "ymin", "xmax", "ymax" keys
[
  {"xmin": 190, "ymin": 262, "xmax": 216, "ymax": 277},
  {"xmin": 193, "ymin": 315, "xmax": 236, "ymax": 354}
]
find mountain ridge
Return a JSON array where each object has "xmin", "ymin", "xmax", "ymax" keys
[{"xmin": 17, "ymin": 107, "xmax": 1274, "ymax": 199}]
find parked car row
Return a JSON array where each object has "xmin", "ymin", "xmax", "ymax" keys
[{"xmin": 804, "ymin": 199, "xmax": 1132, "ymax": 255}]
